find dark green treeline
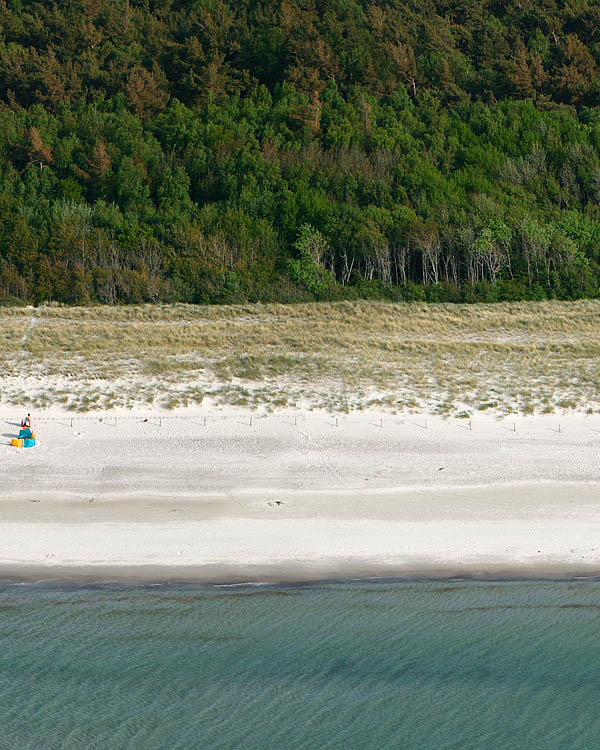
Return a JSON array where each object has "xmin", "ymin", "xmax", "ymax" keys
[{"xmin": 2, "ymin": 0, "xmax": 600, "ymax": 305}]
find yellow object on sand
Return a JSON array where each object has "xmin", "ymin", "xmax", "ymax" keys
[{"xmin": 11, "ymin": 438, "xmax": 23, "ymax": 447}]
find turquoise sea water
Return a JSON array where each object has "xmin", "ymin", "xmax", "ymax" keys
[{"xmin": 1, "ymin": 578, "xmax": 599, "ymax": 749}]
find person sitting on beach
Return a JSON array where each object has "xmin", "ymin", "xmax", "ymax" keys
[{"xmin": 19, "ymin": 414, "xmax": 32, "ymax": 439}]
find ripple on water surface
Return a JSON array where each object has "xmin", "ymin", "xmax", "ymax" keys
[{"xmin": 0, "ymin": 578, "xmax": 599, "ymax": 749}]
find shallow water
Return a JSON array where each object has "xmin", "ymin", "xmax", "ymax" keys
[{"xmin": 1, "ymin": 578, "xmax": 599, "ymax": 749}]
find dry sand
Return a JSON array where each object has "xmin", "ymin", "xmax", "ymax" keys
[{"xmin": 1, "ymin": 407, "xmax": 600, "ymax": 581}]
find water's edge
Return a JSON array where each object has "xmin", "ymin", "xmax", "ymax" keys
[{"xmin": 2, "ymin": 560, "xmax": 600, "ymax": 587}]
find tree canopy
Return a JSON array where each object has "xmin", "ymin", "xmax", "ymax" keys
[{"xmin": 1, "ymin": 0, "xmax": 600, "ymax": 304}]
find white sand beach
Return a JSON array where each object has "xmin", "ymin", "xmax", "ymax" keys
[{"xmin": 1, "ymin": 407, "xmax": 600, "ymax": 581}]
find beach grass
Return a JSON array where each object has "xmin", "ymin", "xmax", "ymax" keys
[{"xmin": 2, "ymin": 300, "xmax": 599, "ymax": 414}]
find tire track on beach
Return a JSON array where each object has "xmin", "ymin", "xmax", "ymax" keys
[
  {"xmin": 296, "ymin": 424, "xmax": 353, "ymax": 489},
  {"xmin": 313, "ymin": 437, "xmax": 352, "ymax": 488}
]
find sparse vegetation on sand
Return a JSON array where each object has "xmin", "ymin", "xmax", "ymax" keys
[{"xmin": 2, "ymin": 301, "xmax": 599, "ymax": 416}]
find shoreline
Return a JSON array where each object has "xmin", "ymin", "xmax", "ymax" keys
[{"xmin": 2, "ymin": 560, "xmax": 600, "ymax": 586}]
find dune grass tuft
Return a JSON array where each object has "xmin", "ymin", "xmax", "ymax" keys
[{"xmin": 1, "ymin": 300, "xmax": 599, "ymax": 414}]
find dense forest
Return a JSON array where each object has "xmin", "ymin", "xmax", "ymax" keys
[{"xmin": 2, "ymin": 0, "xmax": 600, "ymax": 304}]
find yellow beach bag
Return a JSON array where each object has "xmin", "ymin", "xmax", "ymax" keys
[{"xmin": 11, "ymin": 438, "xmax": 23, "ymax": 447}]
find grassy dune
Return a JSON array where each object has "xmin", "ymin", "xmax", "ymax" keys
[{"xmin": 2, "ymin": 300, "xmax": 599, "ymax": 415}]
